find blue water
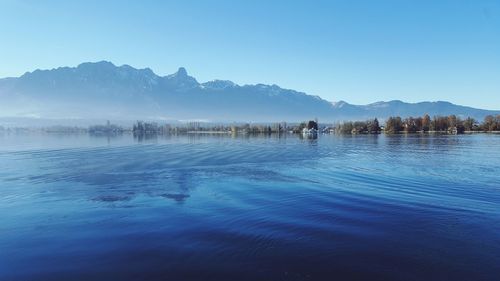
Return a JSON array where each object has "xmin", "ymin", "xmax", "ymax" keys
[{"xmin": 1, "ymin": 133, "xmax": 499, "ymax": 280}]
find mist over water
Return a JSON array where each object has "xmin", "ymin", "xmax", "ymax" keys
[{"xmin": 1, "ymin": 133, "xmax": 499, "ymax": 281}]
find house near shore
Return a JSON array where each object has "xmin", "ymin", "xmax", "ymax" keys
[{"xmin": 302, "ymin": 120, "xmax": 319, "ymax": 136}]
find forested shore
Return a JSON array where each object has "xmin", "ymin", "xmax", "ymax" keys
[
  {"xmin": 336, "ymin": 114, "xmax": 500, "ymax": 134},
  {"xmin": 2, "ymin": 114, "xmax": 500, "ymax": 136}
]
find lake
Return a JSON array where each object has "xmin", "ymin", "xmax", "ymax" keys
[{"xmin": 1, "ymin": 133, "xmax": 499, "ymax": 281}]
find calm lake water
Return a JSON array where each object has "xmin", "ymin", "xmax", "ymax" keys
[{"xmin": 1, "ymin": 133, "xmax": 499, "ymax": 281}]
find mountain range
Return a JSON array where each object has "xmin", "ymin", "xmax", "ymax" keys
[{"xmin": 1, "ymin": 61, "xmax": 498, "ymax": 123}]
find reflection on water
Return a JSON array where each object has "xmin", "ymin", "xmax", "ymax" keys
[{"xmin": 1, "ymin": 133, "xmax": 500, "ymax": 281}]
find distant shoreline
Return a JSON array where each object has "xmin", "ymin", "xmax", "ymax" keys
[
  {"xmin": 1, "ymin": 114, "xmax": 499, "ymax": 136},
  {"xmin": 2, "ymin": 128, "xmax": 500, "ymax": 136}
]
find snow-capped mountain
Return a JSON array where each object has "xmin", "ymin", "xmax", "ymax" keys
[{"xmin": 0, "ymin": 61, "xmax": 498, "ymax": 122}]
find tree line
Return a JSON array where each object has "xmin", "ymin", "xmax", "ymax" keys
[
  {"xmin": 335, "ymin": 118, "xmax": 381, "ymax": 134},
  {"xmin": 336, "ymin": 115, "xmax": 500, "ymax": 134}
]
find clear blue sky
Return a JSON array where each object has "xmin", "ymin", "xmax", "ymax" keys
[{"xmin": 1, "ymin": 0, "xmax": 499, "ymax": 109}]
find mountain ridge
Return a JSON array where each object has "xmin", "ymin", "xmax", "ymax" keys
[{"xmin": 1, "ymin": 61, "xmax": 498, "ymax": 122}]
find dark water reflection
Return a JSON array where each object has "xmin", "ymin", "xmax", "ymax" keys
[{"xmin": 1, "ymin": 133, "xmax": 500, "ymax": 280}]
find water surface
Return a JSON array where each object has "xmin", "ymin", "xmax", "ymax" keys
[{"xmin": 1, "ymin": 133, "xmax": 499, "ymax": 280}]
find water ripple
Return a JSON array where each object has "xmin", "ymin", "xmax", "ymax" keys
[{"xmin": 1, "ymin": 133, "xmax": 500, "ymax": 281}]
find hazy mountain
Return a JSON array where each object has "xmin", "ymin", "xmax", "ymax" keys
[
  {"xmin": 331, "ymin": 100, "xmax": 499, "ymax": 121},
  {"xmin": 0, "ymin": 61, "xmax": 498, "ymax": 123}
]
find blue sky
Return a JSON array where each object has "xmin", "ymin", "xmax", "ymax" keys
[{"xmin": 1, "ymin": 0, "xmax": 499, "ymax": 109}]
